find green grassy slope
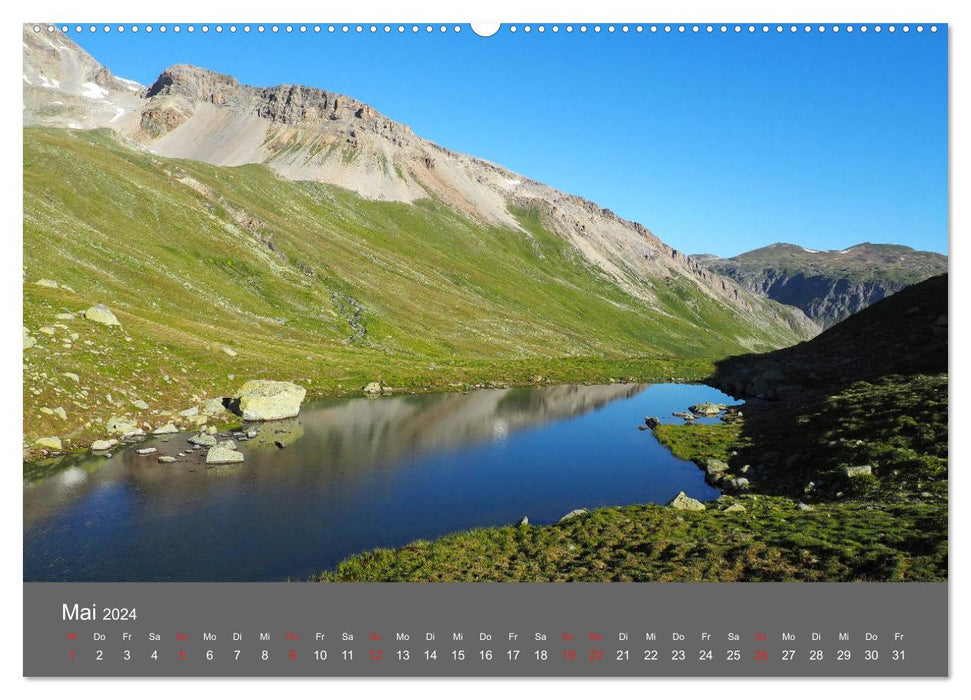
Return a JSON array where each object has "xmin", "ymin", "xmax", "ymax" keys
[
  {"xmin": 314, "ymin": 499, "xmax": 944, "ymax": 582},
  {"xmin": 23, "ymin": 127, "xmax": 804, "ymax": 456}
]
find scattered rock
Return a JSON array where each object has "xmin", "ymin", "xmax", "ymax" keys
[
  {"xmin": 558, "ymin": 508, "xmax": 588, "ymax": 523},
  {"xmin": 363, "ymin": 381, "xmax": 383, "ymax": 395},
  {"xmin": 91, "ymin": 439, "xmax": 118, "ymax": 451},
  {"xmin": 152, "ymin": 423, "xmax": 179, "ymax": 435},
  {"xmin": 135, "ymin": 447, "xmax": 157, "ymax": 455},
  {"xmin": 157, "ymin": 456, "xmax": 177, "ymax": 463},
  {"xmin": 131, "ymin": 399, "xmax": 150, "ymax": 410},
  {"xmin": 703, "ymin": 458, "xmax": 730, "ymax": 476},
  {"xmin": 179, "ymin": 407, "xmax": 199, "ymax": 417},
  {"xmin": 39, "ymin": 326, "xmax": 56, "ymax": 335},
  {"xmin": 202, "ymin": 398, "xmax": 227, "ymax": 416},
  {"xmin": 222, "ymin": 346, "xmax": 238, "ymax": 357},
  {"xmin": 844, "ymin": 465, "xmax": 873, "ymax": 478},
  {"xmin": 35, "ymin": 436, "xmax": 62, "ymax": 450},
  {"xmin": 63, "ymin": 372, "xmax": 80, "ymax": 382},
  {"xmin": 34, "ymin": 279, "xmax": 59, "ymax": 288},
  {"xmin": 83, "ymin": 304, "xmax": 121, "ymax": 326},
  {"xmin": 724, "ymin": 503, "xmax": 746, "ymax": 513},
  {"xmin": 234, "ymin": 380, "xmax": 307, "ymax": 420},
  {"xmin": 517, "ymin": 516, "xmax": 529, "ymax": 527},
  {"xmin": 53, "ymin": 407, "xmax": 67, "ymax": 420},
  {"xmin": 667, "ymin": 492, "xmax": 706, "ymax": 511},
  {"xmin": 689, "ymin": 402, "xmax": 726, "ymax": 417},
  {"xmin": 55, "ymin": 312, "xmax": 75, "ymax": 320},
  {"xmin": 188, "ymin": 433, "xmax": 218, "ymax": 447},
  {"xmin": 727, "ymin": 477, "xmax": 750, "ymax": 491},
  {"xmin": 23, "ymin": 327, "xmax": 36, "ymax": 350},
  {"xmin": 105, "ymin": 417, "xmax": 138, "ymax": 434},
  {"xmin": 797, "ymin": 502, "xmax": 814, "ymax": 511},
  {"xmin": 645, "ymin": 416, "xmax": 660, "ymax": 428},
  {"xmin": 206, "ymin": 445, "xmax": 245, "ymax": 465}
]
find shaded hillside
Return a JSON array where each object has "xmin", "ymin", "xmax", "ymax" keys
[
  {"xmin": 654, "ymin": 273, "xmax": 950, "ymax": 504},
  {"xmin": 710, "ymin": 273, "xmax": 947, "ymax": 400},
  {"xmin": 694, "ymin": 243, "xmax": 947, "ymax": 327}
]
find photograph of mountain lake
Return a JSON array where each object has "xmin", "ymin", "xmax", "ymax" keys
[{"xmin": 23, "ymin": 24, "xmax": 947, "ymax": 582}]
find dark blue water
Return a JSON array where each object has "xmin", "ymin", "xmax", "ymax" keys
[{"xmin": 23, "ymin": 383, "xmax": 731, "ymax": 581}]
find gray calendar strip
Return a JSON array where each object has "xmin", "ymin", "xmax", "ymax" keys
[{"xmin": 24, "ymin": 582, "xmax": 947, "ymax": 677}]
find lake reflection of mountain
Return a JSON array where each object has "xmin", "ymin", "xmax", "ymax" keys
[
  {"xmin": 24, "ymin": 383, "xmax": 731, "ymax": 581},
  {"xmin": 292, "ymin": 383, "xmax": 646, "ymax": 471}
]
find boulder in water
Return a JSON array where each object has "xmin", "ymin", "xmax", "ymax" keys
[
  {"xmin": 206, "ymin": 445, "xmax": 245, "ymax": 465},
  {"xmin": 689, "ymin": 402, "xmax": 726, "ymax": 417},
  {"xmin": 188, "ymin": 433, "xmax": 218, "ymax": 447},
  {"xmin": 234, "ymin": 380, "xmax": 306, "ymax": 421}
]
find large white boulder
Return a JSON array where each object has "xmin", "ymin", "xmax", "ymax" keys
[
  {"xmin": 235, "ymin": 380, "xmax": 306, "ymax": 421},
  {"xmin": 84, "ymin": 304, "xmax": 121, "ymax": 326}
]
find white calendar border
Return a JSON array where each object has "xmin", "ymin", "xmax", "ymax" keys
[{"xmin": 2, "ymin": 0, "xmax": 965, "ymax": 697}]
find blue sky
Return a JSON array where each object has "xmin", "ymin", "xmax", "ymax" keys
[{"xmin": 68, "ymin": 24, "xmax": 948, "ymax": 257}]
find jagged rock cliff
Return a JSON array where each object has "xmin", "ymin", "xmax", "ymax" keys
[{"xmin": 694, "ymin": 243, "xmax": 947, "ymax": 328}]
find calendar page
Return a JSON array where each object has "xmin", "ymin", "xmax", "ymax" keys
[{"xmin": 21, "ymin": 17, "xmax": 948, "ymax": 679}]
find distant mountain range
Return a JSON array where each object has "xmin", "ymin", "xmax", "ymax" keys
[{"xmin": 692, "ymin": 243, "xmax": 947, "ymax": 328}]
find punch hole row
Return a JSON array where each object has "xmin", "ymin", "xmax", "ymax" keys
[
  {"xmin": 36, "ymin": 24, "xmax": 940, "ymax": 35},
  {"xmin": 39, "ymin": 24, "xmax": 466, "ymax": 34}
]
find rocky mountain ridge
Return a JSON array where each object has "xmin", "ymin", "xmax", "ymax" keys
[
  {"xmin": 693, "ymin": 243, "xmax": 947, "ymax": 327},
  {"xmin": 22, "ymin": 25, "xmax": 816, "ymax": 344}
]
